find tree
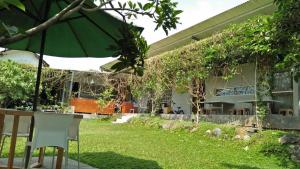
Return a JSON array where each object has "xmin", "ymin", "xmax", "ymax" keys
[
  {"xmin": 0, "ymin": 0, "xmax": 182, "ymax": 75},
  {"xmin": 273, "ymin": 0, "xmax": 300, "ymax": 79},
  {"xmin": 0, "ymin": 60, "xmax": 35, "ymax": 108}
]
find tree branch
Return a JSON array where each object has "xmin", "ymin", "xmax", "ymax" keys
[
  {"xmin": 108, "ymin": 1, "xmax": 126, "ymax": 22},
  {"xmin": 102, "ymin": 7, "xmax": 155, "ymax": 16},
  {"xmin": 81, "ymin": 0, "xmax": 114, "ymax": 12},
  {"xmin": 60, "ymin": 0, "xmax": 87, "ymax": 20},
  {"xmin": 0, "ymin": 0, "xmax": 83, "ymax": 46}
]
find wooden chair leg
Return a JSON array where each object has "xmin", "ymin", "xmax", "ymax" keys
[
  {"xmin": 77, "ymin": 140, "xmax": 80, "ymax": 169},
  {"xmin": 52, "ymin": 147, "xmax": 56, "ymax": 169},
  {"xmin": 56, "ymin": 147, "xmax": 64, "ymax": 169},
  {"xmin": 0, "ymin": 135, "xmax": 7, "ymax": 158},
  {"xmin": 21, "ymin": 137, "xmax": 29, "ymax": 167},
  {"xmin": 65, "ymin": 143, "xmax": 69, "ymax": 169}
]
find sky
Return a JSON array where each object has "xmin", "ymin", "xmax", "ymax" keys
[{"xmin": 44, "ymin": 0, "xmax": 248, "ymax": 71}]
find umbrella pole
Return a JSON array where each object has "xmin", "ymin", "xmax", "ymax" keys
[
  {"xmin": 25, "ymin": 0, "xmax": 52, "ymax": 167},
  {"xmin": 24, "ymin": 31, "xmax": 47, "ymax": 168}
]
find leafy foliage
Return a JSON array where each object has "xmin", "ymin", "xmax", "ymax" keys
[
  {"xmin": 0, "ymin": 60, "xmax": 35, "ymax": 108},
  {"xmin": 115, "ymin": 0, "xmax": 182, "ymax": 35},
  {"xmin": 129, "ymin": 15, "xmax": 299, "ymax": 118},
  {"xmin": 97, "ymin": 87, "xmax": 115, "ymax": 108},
  {"xmin": 40, "ymin": 68, "xmax": 69, "ymax": 105},
  {"xmin": 273, "ymin": 0, "xmax": 300, "ymax": 42},
  {"xmin": 110, "ymin": 25, "xmax": 148, "ymax": 76},
  {"xmin": 0, "ymin": 0, "xmax": 25, "ymax": 10},
  {"xmin": 0, "ymin": 59, "xmax": 71, "ymax": 108},
  {"xmin": 273, "ymin": 0, "xmax": 300, "ymax": 79}
]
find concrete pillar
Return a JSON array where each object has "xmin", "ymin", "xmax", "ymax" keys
[{"xmin": 293, "ymin": 79, "xmax": 299, "ymax": 116}]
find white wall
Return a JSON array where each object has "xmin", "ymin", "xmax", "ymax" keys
[
  {"xmin": 205, "ymin": 63, "xmax": 256, "ymax": 102},
  {"xmin": 172, "ymin": 90, "xmax": 192, "ymax": 114},
  {"xmin": 0, "ymin": 50, "xmax": 39, "ymax": 67}
]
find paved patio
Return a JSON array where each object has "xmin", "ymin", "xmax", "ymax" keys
[{"xmin": 0, "ymin": 156, "xmax": 97, "ymax": 169}]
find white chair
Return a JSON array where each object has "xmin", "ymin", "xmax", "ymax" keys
[
  {"xmin": 66, "ymin": 118, "xmax": 82, "ymax": 169},
  {"xmin": 27, "ymin": 112, "xmax": 74, "ymax": 169},
  {"xmin": 0, "ymin": 115, "xmax": 31, "ymax": 162}
]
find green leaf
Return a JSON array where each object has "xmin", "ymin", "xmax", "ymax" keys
[
  {"xmin": 143, "ymin": 2, "xmax": 154, "ymax": 11},
  {"xmin": 128, "ymin": 1, "xmax": 133, "ymax": 9},
  {"xmin": 5, "ymin": 0, "xmax": 25, "ymax": 11},
  {"xmin": 118, "ymin": 2, "xmax": 122, "ymax": 8},
  {"xmin": 137, "ymin": 2, "xmax": 143, "ymax": 9},
  {"xmin": 174, "ymin": 10, "xmax": 183, "ymax": 16}
]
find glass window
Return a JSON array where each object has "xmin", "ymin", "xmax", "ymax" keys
[{"xmin": 273, "ymin": 72, "xmax": 292, "ymax": 91}]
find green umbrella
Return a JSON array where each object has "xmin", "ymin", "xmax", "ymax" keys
[
  {"xmin": 0, "ymin": 0, "xmax": 140, "ymax": 110},
  {"xmin": 0, "ymin": 0, "xmax": 142, "ymax": 167},
  {"xmin": 1, "ymin": 0, "xmax": 130, "ymax": 58}
]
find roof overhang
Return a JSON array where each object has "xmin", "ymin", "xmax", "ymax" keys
[
  {"xmin": 147, "ymin": 0, "xmax": 275, "ymax": 57},
  {"xmin": 101, "ymin": 0, "xmax": 276, "ymax": 72}
]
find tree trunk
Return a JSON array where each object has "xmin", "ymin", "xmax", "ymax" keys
[{"xmin": 190, "ymin": 78, "xmax": 205, "ymax": 124}]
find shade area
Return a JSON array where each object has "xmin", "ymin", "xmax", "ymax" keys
[{"xmin": 0, "ymin": 0, "xmax": 134, "ymax": 58}]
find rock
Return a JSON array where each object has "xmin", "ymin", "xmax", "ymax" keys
[
  {"xmin": 243, "ymin": 135, "xmax": 251, "ymax": 141},
  {"xmin": 279, "ymin": 135, "xmax": 300, "ymax": 144},
  {"xmin": 212, "ymin": 128, "xmax": 222, "ymax": 137},
  {"xmin": 290, "ymin": 145, "xmax": 300, "ymax": 163},
  {"xmin": 246, "ymin": 127, "xmax": 260, "ymax": 133},
  {"xmin": 190, "ymin": 127, "xmax": 198, "ymax": 133},
  {"xmin": 206, "ymin": 130, "xmax": 212, "ymax": 135},
  {"xmin": 291, "ymin": 155, "xmax": 300, "ymax": 163},
  {"xmin": 234, "ymin": 135, "xmax": 241, "ymax": 139},
  {"xmin": 243, "ymin": 146, "xmax": 249, "ymax": 151},
  {"xmin": 236, "ymin": 127, "xmax": 247, "ymax": 138},
  {"xmin": 162, "ymin": 122, "xmax": 173, "ymax": 130}
]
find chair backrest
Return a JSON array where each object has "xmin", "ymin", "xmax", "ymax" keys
[
  {"xmin": 32, "ymin": 112, "xmax": 74, "ymax": 150},
  {"xmin": 68, "ymin": 118, "xmax": 82, "ymax": 140},
  {"xmin": 2, "ymin": 115, "xmax": 31, "ymax": 134}
]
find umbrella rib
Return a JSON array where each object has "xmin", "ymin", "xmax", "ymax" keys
[
  {"xmin": 28, "ymin": 0, "xmax": 40, "ymax": 19},
  {"xmin": 78, "ymin": 11, "xmax": 118, "ymax": 43},
  {"xmin": 66, "ymin": 21, "xmax": 90, "ymax": 57},
  {"xmin": 62, "ymin": 0, "xmax": 118, "ymax": 43},
  {"xmin": 26, "ymin": 0, "xmax": 49, "ymax": 51},
  {"xmin": 59, "ymin": 16, "xmax": 85, "ymax": 23},
  {"xmin": 56, "ymin": 1, "xmax": 90, "ymax": 57}
]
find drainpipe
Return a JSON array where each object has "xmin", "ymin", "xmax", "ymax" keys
[
  {"xmin": 61, "ymin": 83, "xmax": 66, "ymax": 103},
  {"xmin": 68, "ymin": 71, "xmax": 75, "ymax": 100},
  {"xmin": 254, "ymin": 56, "xmax": 259, "ymax": 127},
  {"xmin": 293, "ymin": 75, "xmax": 299, "ymax": 116}
]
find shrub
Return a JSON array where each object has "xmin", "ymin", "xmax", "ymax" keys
[{"xmin": 0, "ymin": 60, "xmax": 35, "ymax": 108}]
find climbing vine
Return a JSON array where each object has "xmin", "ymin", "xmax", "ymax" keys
[{"xmin": 127, "ymin": 13, "xmax": 299, "ymax": 122}]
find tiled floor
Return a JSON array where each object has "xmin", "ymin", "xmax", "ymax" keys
[{"xmin": 0, "ymin": 156, "xmax": 98, "ymax": 169}]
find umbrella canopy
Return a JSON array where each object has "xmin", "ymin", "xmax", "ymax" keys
[
  {"xmin": 0, "ymin": 0, "xmax": 142, "ymax": 110},
  {"xmin": 0, "ymin": 0, "xmax": 135, "ymax": 58}
]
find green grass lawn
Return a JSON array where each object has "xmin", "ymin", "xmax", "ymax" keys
[{"xmin": 2, "ymin": 118, "xmax": 300, "ymax": 169}]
